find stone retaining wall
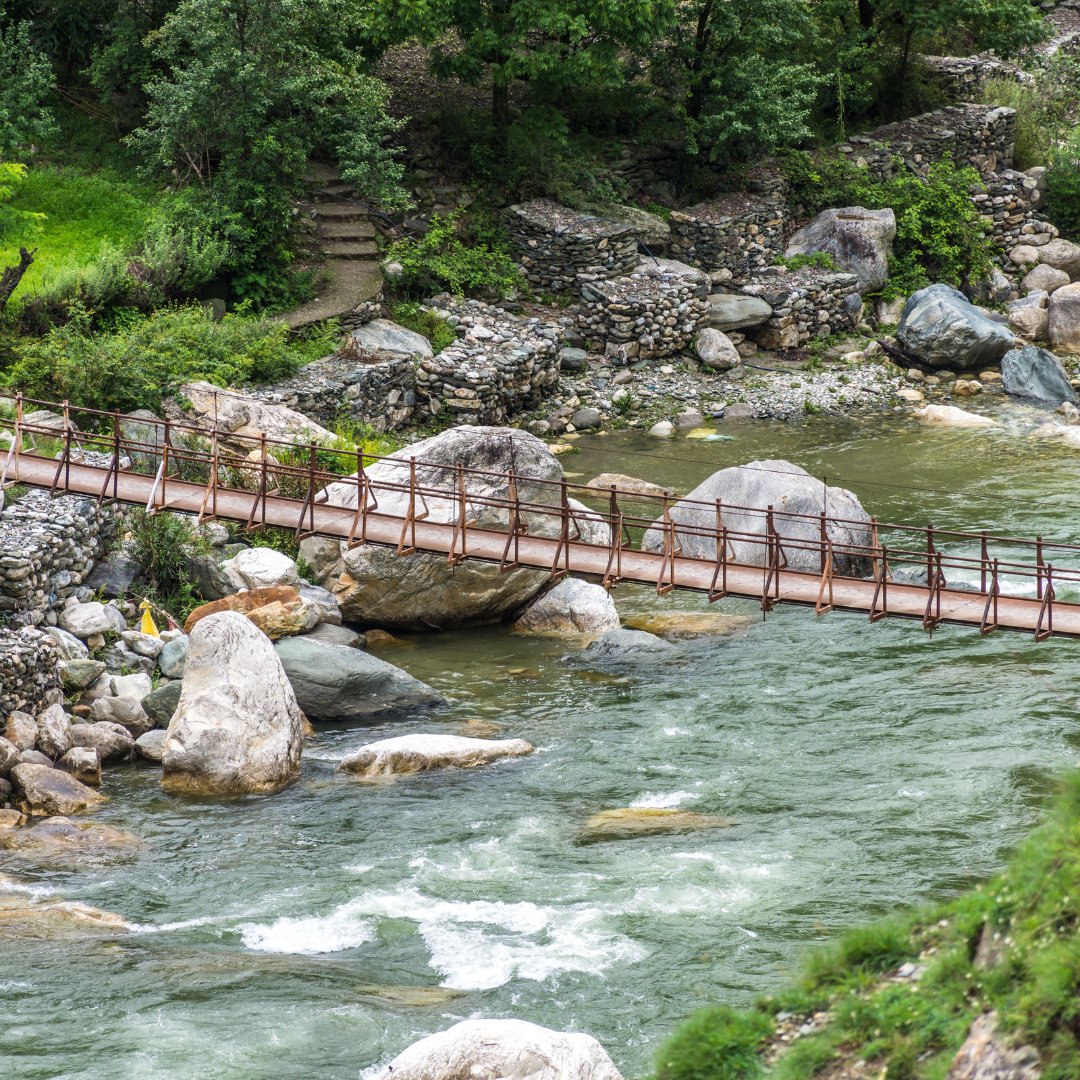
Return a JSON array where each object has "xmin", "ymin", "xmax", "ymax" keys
[
  {"xmin": 977, "ymin": 170, "xmax": 1048, "ymax": 262},
  {"xmin": 668, "ymin": 194, "xmax": 786, "ymax": 279},
  {"xmin": 0, "ymin": 491, "xmax": 114, "ymax": 626},
  {"xmin": 416, "ymin": 296, "xmax": 564, "ymax": 422},
  {"xmin": 0, "ymin": 626, "xmax": 59, "ymax": 716},
  {"xmin": 504, "ymin": 200, "xmax": 640, "ymax": 293},
  {"xmin": 252, "ymin": 352, "xmax": 416, "ymax": 434},
  {"xmin": 578, "ymin": 258, "xmax": 710, "ymax": 361},
  {"xmin": 835, "ymin": 104, "xmax": 1016, "ymax": 179},
  {"xmin": 922, "ymin": 55, "xmax": 1030, "ymax": 101},
  {"xmin": 737, "ymin": 268, "xmax": 863, "ymax": 350}
]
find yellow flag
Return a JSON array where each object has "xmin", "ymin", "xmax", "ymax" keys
[{"xmin": 139, "ymin": 599, "xmax": 159, "ymax": 638}]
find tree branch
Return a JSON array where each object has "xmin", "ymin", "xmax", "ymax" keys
[{"xmin": 0, "ymin": 247, "xmax": 36, "ymax": 313}]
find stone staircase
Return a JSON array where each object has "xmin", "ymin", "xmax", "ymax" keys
[{"xmin": 282, "ymin": 165, "xmax": 384, "ymax": 332}]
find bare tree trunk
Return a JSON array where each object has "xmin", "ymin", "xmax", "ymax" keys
[{"xmin": 0, "ymin": 247, "xmax": 35, "ymax": 313}]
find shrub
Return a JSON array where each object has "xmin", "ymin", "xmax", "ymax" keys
[
  {"xmin": 385, "ymin": 211, "xmax": 524, "ymax": 299},
  {"xmin": 126, "ymin": 508, "xmax": 205, "ymax": 594},
  {"xmin": 1046, "ymin": 129, "xmax": 1080, "ymax": 239},
  {"xmin": 655, "ymin": 1006, "xmax": 773, "ymax": 1080},
  {"xmin": 5, "ymin": 302, "xmax": 308, "ymax": 413},
  {"xmin": 390, "ymin": 301, "xmax": 456, "ymax": 353}
]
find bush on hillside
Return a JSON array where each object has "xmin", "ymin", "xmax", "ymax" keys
[
  {"xmin": 1046, "ymin": 129, "xmax": 1080, "ymax": 239},
  {"xmin": 4, "ymin": 302, "xmax": 311, "ymax": 413}
]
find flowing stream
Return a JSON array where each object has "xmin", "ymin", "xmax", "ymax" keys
[{"xmin": 4, "ymin": 408, "xmax": 1080, "ymax": 1078}]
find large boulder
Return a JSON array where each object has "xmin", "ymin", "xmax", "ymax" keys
[
  {"xmin": 300, "ymin": 427, "xmax": 610, "ymax": 631},
  {"xmin": 785, "ymin": 206, "xmax": 895, "ymax": 292},
  {"xmin": 274, "ymin": 635, "xmax": 444, "ymax": 721},
  {"xmin": 641, "ymin": 460, "xmax": 873, "ymax": 576},
  {"xmin": 161, "ymin": 612, "xmax": 303, "ymax": 795},
  {"xmin": 1001, "ymin": 347, "xmax": 1078, "ymax": 405},
  {"xmin": 142, "ymin": 682, "xmax": 182, "ymax": 728},
  {"xmin": 898, "ymin": 284, "xmax": 1016, "ymax": 370},
  {"xmin": 348, "ymin": 318, "xmax": 435, "ymax": 361},
  {"xmin": 1048, "ymin": 282, "xmax": 1080, "ymax": 353},
  {"xmin": 221, "ymin": 548, "xmax": 299, "ymax": 592},
  {"xmin": 1021, "ymin": 263, "xmax": 1070, "ymax": 295},
  {"xmin": 173, "ymin": 381, "xmax": 334, "ymax": 450},
  {"xmin": 694, "ymin": 328, "xmax": 741, "ymax": 371},
  {"xmin": 1035, "ymin": 237, "xmax": 1080, "ymax": 280},
  {"xmin": 371, "ymin": 1019, "xmax": 624, "ymax": 1080},
  {"xmin": 10, "ymin": 763, "xmax": 106, "ymax": 816},
  {"xmin": 58, "ymin": 601, "xmax": 125, "ymax": 640},
  {"xmin": 512, "ymin": 579, "xmax": 620, "ymax": 638},
  {"xmin": 340, "ymin": 734, "xmax": 534, "ymax": 778},
  {"xmin": 702, "ymin": 293, "xmax": 772, "ymax": 333}
]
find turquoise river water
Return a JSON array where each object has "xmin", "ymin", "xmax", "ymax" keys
[{"xmin": 4, "ymin": 406, "xmax": 1080, "ymax": 1078}]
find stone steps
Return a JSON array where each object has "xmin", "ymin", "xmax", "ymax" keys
[
  {"xmin": 321, "ymin": 240, "xmax": 378, "ymax": 259},
  {"xmin": 319, "ymin": 219, "xmax": 377, "ymax": 241},
  {"xmin": 282, "ymin": 261, "xmax": 384, "ymax": 331},
  {"xmin": 313, "ymin": 201, "xmax": 371, "ymax": 221}
]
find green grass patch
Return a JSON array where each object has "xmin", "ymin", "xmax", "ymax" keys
[
  {"xmin": 389, "ymin": 301, "xmax": 457, "ymax": 353},
  {"xmin": 660, "ymin": 770, "xmax": 1080, "ymax": 1079},
  {"xmin": 0, "ymin": 166, "xmax": 161, "ymax": 305}
]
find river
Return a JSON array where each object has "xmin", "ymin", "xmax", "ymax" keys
[{"xmin": 4, "ymin": 408, "xmax": 1080, "ymax": 1078}]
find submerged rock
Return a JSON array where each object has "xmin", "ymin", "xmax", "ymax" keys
[
  {"xmin": 579, "ymin": 628, "xmax": 673, "ymax": 660},
  {"xmin": 512, "ymin": 579, "xmax": 620, "ymax": 638},
  {"xmin": 641, "ymin": 459, "xmax": 873, "ymax": 576},
  {"xmin": 302, "ymin": 426, "xmax": 609, "ymax": 631},
  {"xmin": 580, "ymin": 808, "xmax": 735, "ymax": 843},
  {"xmin": 584, "ymin": 472, "xmax": 673, "ymax": 498},
  {"xmin": 162, "ymin": 612, "xmax": 303, "ymax": 796},
  {"xmin": 371, "ymin": 1018, "xmax": 624, "ymax": 1080},
  {"xmin": 274, "ymin": 636, "xmax": 445, "ymax": 721},
  {"xmin": 914, "ymin": 404, "xmax": 995, "ymax": 428},
  {"xmin": 0, "ymin": 896, "xmax": 131, "ymax": 939},
  {"xmin": 0, "ymin": 816, "xmax": 140, "ymax": 863},
  {"xmin": 622, "ymin": 612, "xmax": 754, "ymax": 638},
  {"xmin": 340, "ymin": 734, "xmax": 534, "ymax": 778}
]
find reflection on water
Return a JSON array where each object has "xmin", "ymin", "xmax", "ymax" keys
[{"xmin": 4, "ymin": 415, "xmax": 1080, "ymax": 1079}]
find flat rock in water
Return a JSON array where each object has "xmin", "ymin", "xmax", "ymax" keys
[
  {"xmin": 0, "ymin": 816, "xmax": 140, "ymax": 864},
  {"xmin": 622, "ymin": 612, "xmax": 754, "ymax": 638},
  {"xmin": 0, "ymin": 897, "xmax": 131, "ymax": 939},
  {"xmin": 578, "ymin": 629, "xmax": 674, "ymax": 661},
  {"xmin": 370, "ymin": 1018, "xmax": 624, "ymax": 1080},
  {"xmin": 580, "ymin": 808, "xmax": 735, "ymax": 843},
  {"xmin": 10, "ymin": 763, "xmax": 107, "ymax": 816},
  {"xmin": 584, "ymin": 472, "xmax": 673, "ymax": 498},
  {"xmin": 275, "ymin": 636, "xmax": 445, "ymax": 721},
  {"xmin": 340, "ymin": 734, "xmax": 534, "ymax": 778},
  {"xmin": 915, "ymin": 405, "xmax": 995, "ymax": 428}
]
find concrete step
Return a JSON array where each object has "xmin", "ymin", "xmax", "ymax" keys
[
  {"xmin": 314, "ymin": 182, "xmax": 355, "ymax": 198},
  {"xmin": 322, "ymin": 240, "xmax": 378, "ymax": 259},
  {"xmin": 320, "ymin": 219, "xmax": 377, "ymax": 241},
  {"xmin": 281, "ymin": 261, "xmax": 383, "ymax": 331},
  {"xmin": 314, "ymin": 201, "xmax": 370, "ymax": 221}
]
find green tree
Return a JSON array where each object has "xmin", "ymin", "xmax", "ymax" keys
[
  {"xmin": 0, "ymin": 20, "xmax": 57, "ymax": 159},
  {"xmin": 0, "ymin": 163, "xmax": 44, "ymax": 312},
  {"xmin": 655, "ymin": 0, "xmax": 818, "ymax": 167},
  {"xmin": 364, "ymin": 0, "xmax": 667, "ymax": 136},
  {"xmin": 129, "ymin": 0, "xmax": 404, "ymax": 298}
]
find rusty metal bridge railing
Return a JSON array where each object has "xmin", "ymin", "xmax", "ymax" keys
[{"xmin": 1, "ymin": 392, "xmax": 1078, "ymax": 640}]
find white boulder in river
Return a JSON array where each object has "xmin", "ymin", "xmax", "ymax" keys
[
  {"xmin": 642, "ymin": 460, "xmax": 873, "ymax": 576},
  {"xmin": 300, "ymin": 427, "xmax": 610, "ymax": 631},
  {"xmin": 897, "ymin": 284, "xmax": 1015, "ymax": 369},
  {"xmin": 162, "ymin": 612, "xmax": 303, "ymax": 795},
  {"xmin": 372, "ymin": 1018, "xmax": 624, "ymax": 1080},
  {"xmin": 340, "ymin": 734, "xmax": 534, "ymax": 778},
  {"xmin": 512, "ymin": 579, "xmax": 620, "ymax": 638}
]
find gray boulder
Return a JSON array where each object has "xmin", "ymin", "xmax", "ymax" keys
[
  {"xmin": 1001, "ymin": 347, "xmax": 1078, "ymax": 405},
  {"xmin": 512, "ymin": 579, "xmax": 620, "ymax": 638},
  {"xmin": 370, "ymin": 1019, "xmax": 624, "ymax": 1080},
  {"xmin": 36, "ymin": 704, "xmax": 73, "ymax": 760},
  {"xmin": 642, "ymin": 459, "xmax": 873, "ymax": 576},
  {"xmin": 158, "ymin": 637, "xmax": 189, "ymax": 679},
  {"xmin": 142, "ymin": 682, "xmax": 182, "ymax": 728},
  {"xmin": 162, "ymin": 612, "xmax": 303, "ymax": 796},
  {"xmin": 694, "ymin": 328, "xmax": 740, "ymax": 371},
  {"xmin": 348, "ymin": 318, "xmax": 434, "ymax": 361},
  {"xmin": 580, "ymin": 628, "xmax": 673, "ymax": 660},
  {"xmin": 44, "ymin": 626, "xmax": 89, "ymax": 661},
  {"xmin": 785, "ymin": 206, "xmax": 896, "ymax": 292},
  {"xmin": 58, "ymin": 602, "xmax": 124, "ymax": 640},
  {"xmin": 898, "ymin": 284, "xmax": 1016, "ymax": 370},
  {"xmin": 58, "ymin": 747, "xmax": 102, "ymax": 787},
  {"xmin": 1049, "ymin": 282, "xmax": 1080, "ymax": 353},
  {"xmin": 1035, "ymin": 238, "xmax": 1080, "ymax": 280},
  {"xmin": 702, "ymin": 293, "xmax": 772, "ymax": 333},
  {"xmin": 1008, "ymin": 292, "xmax": 1049, "ymax": 342},
  {"xmin": 60, "ymin": 659, "xmax": 107, "ymax": 691},
  {"xmin": 300, "ymin": 427, "xmax": 610, "ymax": 631},
  {"xmin": 70, "ymin": 721, "xmax": 135, "ymax": 763},
  {"xmin": 274, "ymin": 635, "xmax": 445, "ymax": 721},
  {"xmin": 300, "ymin": 622, "xmax": 364, "ymax": 649},
  {"xmin": 88, "ymin": 696, "xmax": 154, "ymax": 738},
  {"xmin": 11, "ymin": 763, "xmax": 106, "ymax": 816},
  {"xmin": 1021, "ymin": 263, "xmax": 1070, "ymax": 295},
  {"xmin": 134, "ymin": 729, "xmax": 167, "ymax": 763},
  {"xmin": 340, "ymin": 734, "xmax": 535, "ymax": 778}
]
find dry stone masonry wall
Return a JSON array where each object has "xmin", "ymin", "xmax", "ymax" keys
[
  {"xmin": 737, "ymin": 269, "xmax": 863, "ymax": 350},
  {"xmin": 504, "ymin": 201, "xmax": 640, "ymax": 293},
  {"xmin": 0, "ymin": 492, "xmax": 114, "ymax": 626},
  {"xmin": 0, "ymin": 626, "xmax": 59, "ymax": 716},
  {"xmin": 417, "ymin": 296, "xmax": 564, "ymax": 422},
  {"xmin": 578, "ymin": 258, "xmax": 710, "ymax": 362},
  {"xmin": 668, "ymin": 194, "xmax": 786, "ymax": 279}
]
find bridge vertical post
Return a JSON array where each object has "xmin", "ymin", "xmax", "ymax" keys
[
  {"xmin": 1036, "ymin": 564, "xmax": 1055, "ymax": 642},
  {"xmin": 0, "ymin": 392, "xmax": 23, "ymax": 488},
  {"xmin": 162, "ymin": 419, "xmax": 171, "ymax": 508},
  {"xmin": 926, "ymin": 523, "xmax": 935, "ymax": 587},
  {"xmin": 980, "ymin": 533, "xmax": 989, "ymax": 595},
  {"xmin": 819, "ymin": 510, "xmax": 827, "ymax": 573},
  {"xmin": 1036, "ymin": 537, "xmax": 1045, "ymax": 601},
  {"xmin": 602, "ymin": 485, "xmax": 622, "ymax": 589}
]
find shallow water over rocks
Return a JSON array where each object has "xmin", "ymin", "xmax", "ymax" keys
[{"xmin": 5, "ymin": 413, "xmax": 1080, "ymax": 1078}]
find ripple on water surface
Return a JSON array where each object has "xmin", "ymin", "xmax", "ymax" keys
[{"xmin": 4, "ymin": 417, "xmax": 1080, "ymax": 1079}]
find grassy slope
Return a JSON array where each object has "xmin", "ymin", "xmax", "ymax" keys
[
  {"xmin": 0, "ymin": 106, "xmax": 162, "ymax": 306},
  {"xmin": 655, "ymin": 771, "xmax": 1080, "ymax": 1080}
]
